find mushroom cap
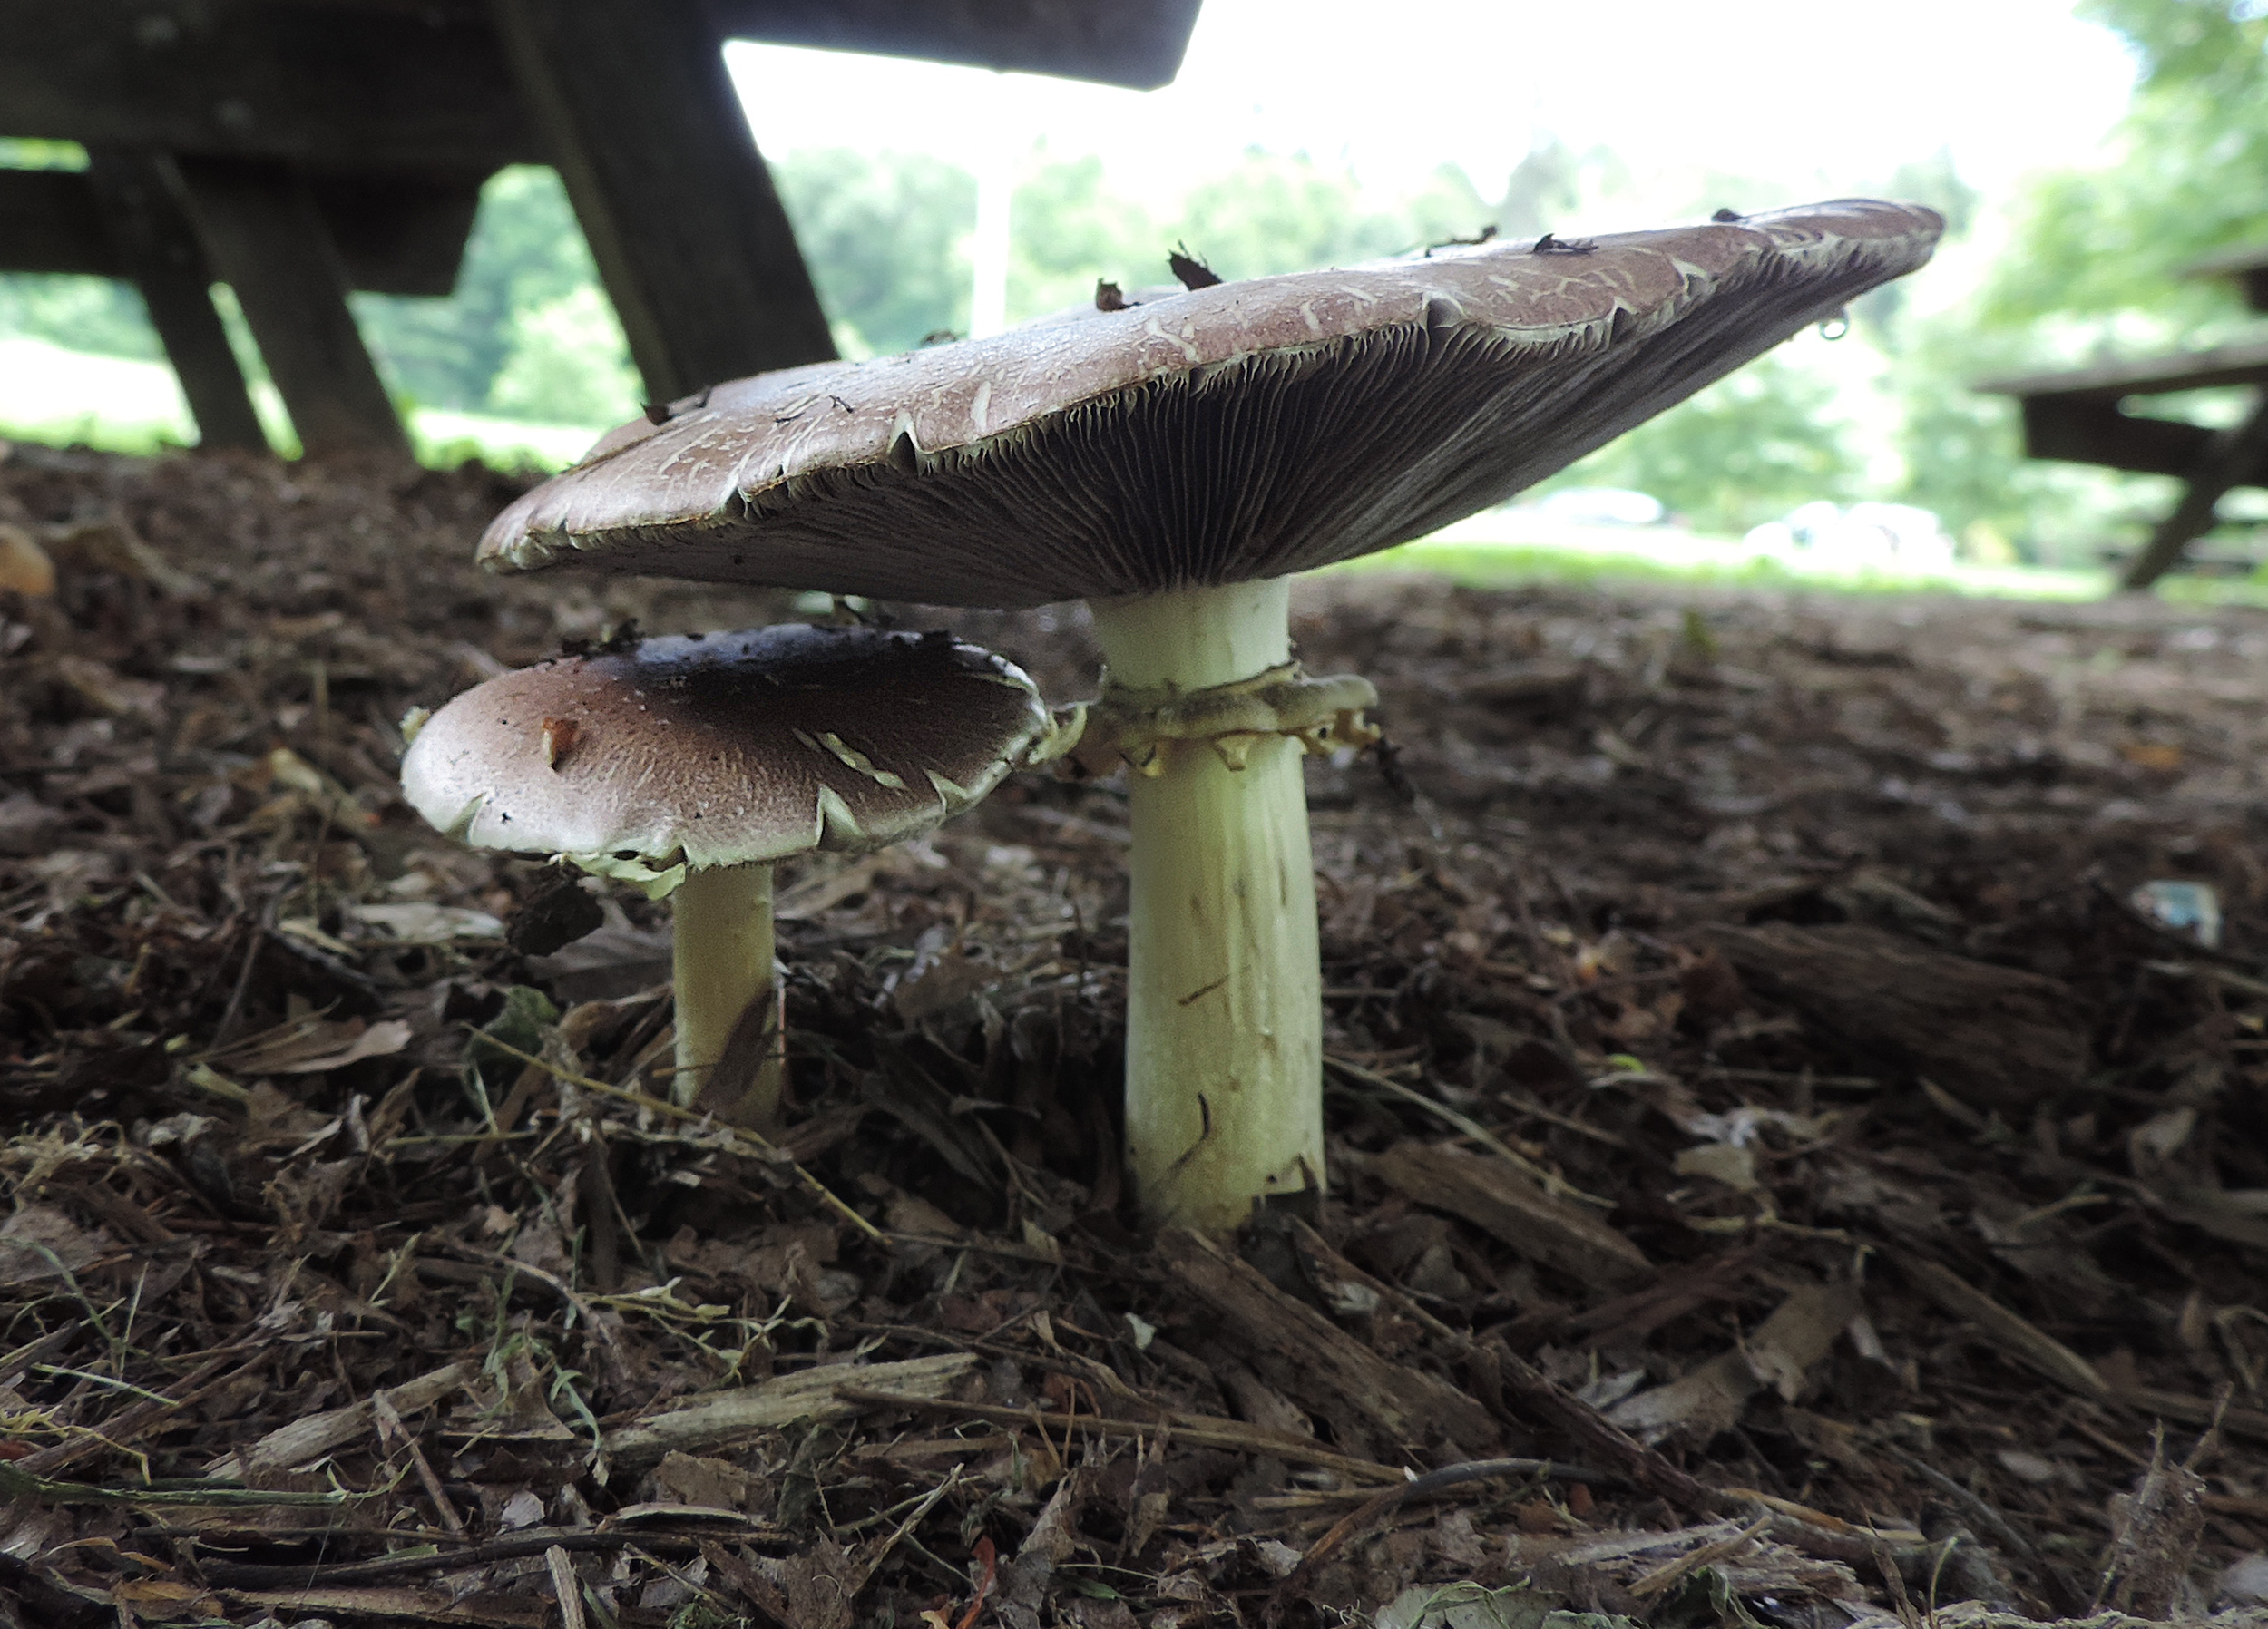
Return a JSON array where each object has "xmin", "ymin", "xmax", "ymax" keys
[
  {"xmin": 479, "ymin": 200, "xmax": 1943, "ymax": 610},
  {"xmin": 399, "ymin": 626, "xmax": 1051, "ymax": 881}
]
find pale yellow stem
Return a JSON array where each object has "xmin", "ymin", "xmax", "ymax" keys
[
  {"xmin": 670, "ymin": 863, "xmax": 782, "ymax": 1127},
  {"xmin": 1089, "ymin": 578, "xmax": 1325, "ymax": 1231}
]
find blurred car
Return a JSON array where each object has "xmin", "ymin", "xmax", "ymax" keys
[
  {"xmin": 1745, "ymin": 501, "xmax": 1955, "ymax": 570},
  {"xmin": 1534, "ymin": 486, "xmax": 1668, "ymax": 527}
]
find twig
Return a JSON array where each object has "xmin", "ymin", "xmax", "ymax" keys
[
  {"xmin": 548, "ymin": 1545, "xmax": 588, "ymax": 1629},
  {"xmin": 1324, "ymin": 1053, "xmax": 1610, "ymax": 1207},
  {"xmin": 855, "ymin": 1468, "xmax": 961, "ymax": 1592},
  {"xmin": 466, "ymin": 1029, "xmax": 882, "ymax": 1242},
  {"xmin": 1628, "ymin": 1515, "xmax": 1772, "ymax": 1596},
  {"xmin": 374, "ymin": 1391, "xmax": 462, "ymax": 1536},
  {"xmin": 16, "ymin": 1352, "xmax": 246, "ymax": 1476},
  {"xmin": 1486, "ymin": 1340, "xmax": 1725, "ymax": 1515},
  {"xmin": 0, "ymin": 1461, "xmax": 357, "ymax": 1509},
  {"xmin": 1266, "ymin": 1457, "xmax": 1610, "ymax": 1624},
  {"xmin": 1885, "ymin": 1444, "xmax": 2038, "ymax": 1561},
  {"xmin": 200, "ymin": 1527, "xmax": 746, "ymax": 1587},
  {"xmin": 838, "ymin": 1388, "xmax": 1406, "ymax": 1485}
]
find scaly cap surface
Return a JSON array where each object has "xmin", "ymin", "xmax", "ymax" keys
[{"xmin": 400, "ymin": 626, "xmax": 1050, "ymax": 891}]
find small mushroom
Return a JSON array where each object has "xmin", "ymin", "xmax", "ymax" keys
[
  {"xmin": 399, "ymin": 625, "xmax": 1056, "ymax": 1128},
  {"xmin": 478, "ymin": 201, "xmax": 1945, "ymax": 1228}
]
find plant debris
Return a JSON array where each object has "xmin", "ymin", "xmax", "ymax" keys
[{"xmin": 2, "ymin": 440, "xmax": 2266, "ymax": 1626}]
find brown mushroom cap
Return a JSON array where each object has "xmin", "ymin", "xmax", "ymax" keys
[
  {"xmin": 399, "ymin": 626, "xmax": 1050, "ymax": 876},
  {"xmin": 479, "ymin": 200, "xmax": 1942, "ymax": 609}
]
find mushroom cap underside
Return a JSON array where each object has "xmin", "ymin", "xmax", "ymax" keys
[
  {"xmin": 480, "ymin": 200, "xmax": 1944, "ymax": 609},
  {"xmin": 399, "ymin": 625, "xmax": 1051, "ymax": 870}
]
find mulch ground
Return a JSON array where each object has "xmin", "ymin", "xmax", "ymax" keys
[{"xmin": 1, "ymin": 439, "xmax": 2264, "ymax": 1629}]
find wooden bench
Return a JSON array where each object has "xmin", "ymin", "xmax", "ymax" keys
[
  {"xmin": 0, "ymin": 0, "xmax": 1202, "ymax": 458},
  {"xmin": 1978, "ymin": 241, "xmax": 2268, "ymax": 589}
]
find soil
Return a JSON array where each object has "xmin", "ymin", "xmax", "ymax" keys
[{"xmin": 1, "ymin": 439, "xmax": 2265, "ymax": 1629}]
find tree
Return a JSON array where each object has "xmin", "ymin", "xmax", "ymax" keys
[
  {"xmin": 1547, "ymin": 351, "xmax": 1868, "ymax": 537},
  {"xmin": 1007, "ymin": 152, "xmax": 1152, "ymax": 320},
  {"xmin": 356, "ymin": 166, "xmax": 620, "ymax": 417},
  {"xmin": 484, "ymin": 286, "xmax": 642, "ymax": 424},
  {"xmin": 1989, "ymin": 0, "xmax": 2268, "ymax": 328},
  {"xmin": 772, "ymin": 148, "xmax": 973, "ymax": 356},
  {"xmin": 0, "ymin": 140, "xmax": 160, "ymax": 362},
  {"xmin": 1170, "ymin": 152, "xmax": 1488, "ymax": 282}
]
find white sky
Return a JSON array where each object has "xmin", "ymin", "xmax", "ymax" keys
[{"xmin": 727, "ymin": 0, "xmax": 2140, "ymax": 216}]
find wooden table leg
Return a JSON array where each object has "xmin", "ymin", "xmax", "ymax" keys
[
  {"xmin": 80, "ymin": 150, "xmax": 269, "ymax": 455},
  {"xmin": 171, "ymin": 154, "xmax": 412, "ymax": 462},
  {"xmin": 490, "ymin": 0, "xmax": 836, "ymax": 405},
  {"xmin": 2120, "ymin": 386, "xmax": 2268, "ymax": 590}
]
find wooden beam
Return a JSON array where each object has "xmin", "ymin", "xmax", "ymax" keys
[
  {"xmin": 0, "ymin": 162, "xmax": 490, "ymax": 298},
  {"xmin": 1978, "ymin": 340, "xmax": 2268, "ymax": 405},
  {"xmin": 171, "ymin": 154, "xmax": 410, "ymax": 460},
  {"xmin": 490, "ymin": 0, "xmax": 836, "ymax": 403},
  {"xmin": 81, "ymin": 151, "xmax": 269, "ymax": 454},
  {"xmin": 2121, "ymin": 389, "xmax": 2268, "ymax": 590},
  {"xmin": 2019, "ymin": 396, "xmax": 2268, "ymax": 487},
  {"xmin": 0, "ymin": 170, "xmax": 117, "ymax": 276},
  {"xmin": 299, "ymin": 166, "xmax": 490, "ymax": 298},
  {"xmin": 709, "ymin": 0, "xmax": 1203, "ymax": 90},
  {"xmin": 2183, "ymin": 241, "xmax": 2268, "ymax": 315},
  {"xmin": 1979, "ymin": 336, "xmax": 2268, "ymax": 403},
  {"xmin": 0, "ymin": 0, "xmax": 1201, "ymax": 173},
  {"xmin": 0, "ymin": 1, "xmax": 537, "ymax": 170}
]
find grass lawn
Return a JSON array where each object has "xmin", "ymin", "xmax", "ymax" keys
[
  {"xmin": 0, "ymin": 337, "xmax": 600, "ymax": 471},
  {"xmin": 1352, "ymin": 510, "xmax": 2268, "ymax": 608}
]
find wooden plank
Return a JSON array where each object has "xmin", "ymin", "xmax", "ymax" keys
[
  {"xmin": 0, "ymin": 0, "xmax": 537, "ymax": 170},
  {"xmin": 2019, "ymin": 395, "xmax": 2268, "ymax": 487},
  {"xmin": 491, "ymin": 0, "xmax": 836, "ymax": 404},
  {"xmin": 2184, "ymin": 240, "xmax": 2268, "ymax": 314},
  {"xmin": 2121, "ymin": 389, "xmax": 2268, "ymax": 590},
  {"xmin": 1979, "ymin": 335, "xmax": 2268, "ymax": 403},
  {"xmin": 171, "ymin": 154, "xmax": 410, "ymax": 460},
  {"xmin": 0, "ymin": 161, "xmax": 487, "ymax": 298},
  {"xmin": 709, "ymin": 0, "xmax": 1204, "ymax": 90},
  {"xmin": 81, "ymin": 150, "xmax": 269, "ymax": 454},
  {"xmin": 0, "ymin": 0, "xmax": 1200, "ymax": 171},
  {"xmin": 300, "ymin": 166, "xmax": 490, "ymax": 298},
  {"xmin": 0, "ymin": 170, "xmax": 118, "ymax": 277}
]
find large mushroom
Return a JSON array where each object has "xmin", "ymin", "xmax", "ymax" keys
[
  {"xmin": 475, "ymin": 200, "xmax": 1944, "ymax": 1230},
  {"xmin": 400, "ymin": 625, "xmax": 1055, "ymax": 1127}
]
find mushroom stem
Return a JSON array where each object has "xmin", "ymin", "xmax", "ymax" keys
[
  {"xmin": 1088, "ymin": 577, "xmax": 1324, "ymax": 1232},
  {"xmin": 670, "ymin": 861, "xmax": 783, "ymax": 1126}
]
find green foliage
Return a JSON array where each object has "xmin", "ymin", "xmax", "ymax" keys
[
  {"xmin": 484, "ymin": 286, "xmax": 642, "ymax": 425},
  {"xmin": 1990, "ymin": 0, "xmax": 2268, "ymax": 325},
  {"xmin": 1008, "ymin": 152, "xmax": 1153, "ymax": 320},
  {"xmin": 1544, "ymin": 352, "xmax": 1867, "ymax": 537},
  {"xmin": 0, "ymin": 138, "xmax": 84, "ymax": 170},
  {"xmin": 773, "ymin": 147, "xmax": 975, "ymax": 355},
  {"xmin": 356, "ymin": 166, "xmax": 622, "ymax": 419},
  {"xmin": 0, "ymin": 276, "xmax": 161, "ymax": 363},
  {"xmin": 1169, "ymin": 153, "xmax": 1491, "ymax": 281}
]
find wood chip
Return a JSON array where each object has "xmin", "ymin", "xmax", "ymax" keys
[
  {"xmin": 1901, "ymin": 1256, "xmax": 2109, "ymax": 1398},
  {"xmin": 604, "ymin": 1352, "xmax": 975, "ymax": 1466},
  {"xmin": 1698, "ymin": 922, "xmax": 2086, "ymax": 1108},
  {"xmin": 208, "ymin": 1359, "xmax": 476, "ymax": 1479},
  {"xmin": 1608, "ymin": 1283, "xmax": 1862, "ymax": 1443},
  {"xmin": 1156, "ymin": 1228, "xmax": 1498, "ymax": 1457},
  {"xmin": 1374, "ymin": 1142, "xmax": 1651, "ymax": 1286}
]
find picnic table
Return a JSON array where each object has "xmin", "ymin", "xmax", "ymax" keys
[
  {"xmin": 0, "ymin": 0, "xmax": 1201, "ymax": 459},
  {"xmin": 1978, "ymin": 241, "xmax": 2268, "ymax": 589}
]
